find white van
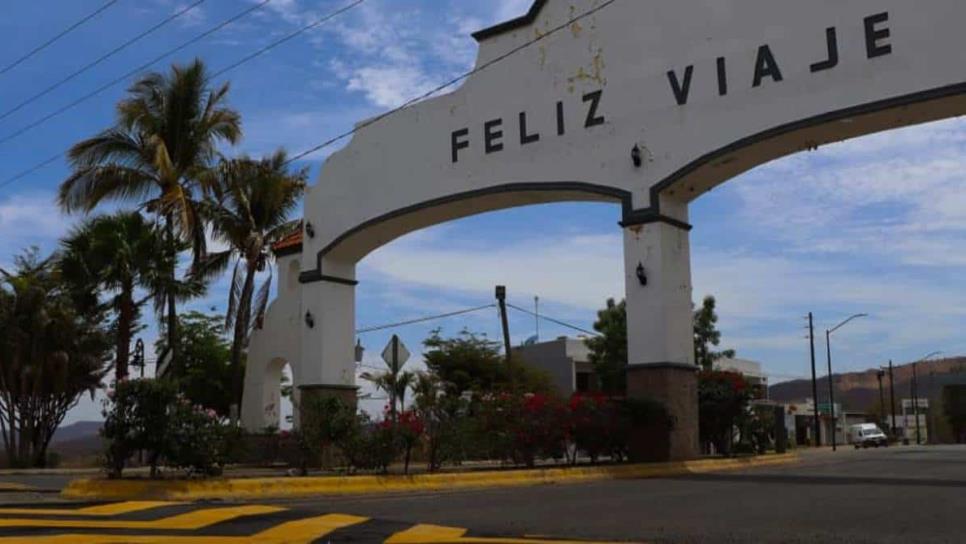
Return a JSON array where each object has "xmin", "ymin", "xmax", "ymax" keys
[{"xmin": 848, "ymin": 423, "xmax": 889, "ymax": 448}]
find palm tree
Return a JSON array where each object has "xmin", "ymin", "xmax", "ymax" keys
[
  {"xmin": 198, "ymin": 150, "xmax": 306, "ymax": 415},
  {"xmin": 59, "ymin": 212, "xmax": 167, "ymax": 382},
  {"xmin": 58, "ymin": 59, "xmax": 241, "ymax": 377}
]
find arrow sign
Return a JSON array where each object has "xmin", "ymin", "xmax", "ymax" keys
[{"xmin": 381, "ymin": 334, "xmax": 410, "ymax": 370}]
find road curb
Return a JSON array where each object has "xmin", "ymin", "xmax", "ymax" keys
[{"xmin": 61, "ymin": 453, "xmax": 797, "ymax": 501}]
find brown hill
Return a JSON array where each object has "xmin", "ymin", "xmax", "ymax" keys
[{"xmin": 769, "ymin": 357, "xmax": 966, "ymax": 411}]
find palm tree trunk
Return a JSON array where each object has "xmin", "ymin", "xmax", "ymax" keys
[
  {"xmin": 229, "ymin": 258, "xmax": 257, "ymax": 417},
  {"xmin": 164, "ymin": 218, "xmax": 181, "ymax": 378},
  {"xmin": 116, "ymin": 283, "xmax": 134, "ymax": 382}
]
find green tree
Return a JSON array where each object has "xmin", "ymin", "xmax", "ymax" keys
[
  {"xmin": 693, "ymin": 295, "xmax": 735, "ymax": 371},
  {"xmin": 422, "ymin": 329, "xmax": 551, "ymax": 397},
  {"xmin": 59, "ymin": 212, "xmax": 167, "ymax": 382},
  {"xmin": 196, "ymin": 152, "xmax": 306, "ymax": 414},
  {"xmin": 698, "ymin": 370, "xmax": 752, "ymax": 455},
  {"xmin": 585, "ymin": 298, "xmax": 627, "ymax": 394},
  {"xmin": 0, "ymin": 249, "xmax": 111, "ymax": 467},
  {"xmin": 58, "ymin": 59, "xmax": 242, "ymax": 378},
  {"xmin": 156, "ymin": 312, "xmax": 233, "ymax": 417}
]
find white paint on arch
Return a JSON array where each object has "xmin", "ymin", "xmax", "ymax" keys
[{"xmin": 243, "ymin": 0, "xmax": 966, "ymax": 440}]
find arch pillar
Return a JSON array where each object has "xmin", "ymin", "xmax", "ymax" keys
[
  {"xmin": 298, "ymin": 262, "xmax": 359, "ymax": 415},
  {"xmin": 623, "ymin": 211, "xmax": 699, "ymax": 461}
]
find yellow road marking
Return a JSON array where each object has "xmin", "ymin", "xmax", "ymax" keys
[
  {"xmin": 0, "ymin": 501, "xmax": 178, "ymax": 517},
  {"xmin": 254, "ymin": 513, "xmax": 368, "ymax": 540},
  {"xmin": 386, "ymin": 523, "xmax": 633, "ymax": 544},
  {"xmin": 0, "ymin": 514, "xmax": 368, "ymax": 544},
  {"xmin": 0, "ymin": 505, "xmax": 283, "ymax": 530}
]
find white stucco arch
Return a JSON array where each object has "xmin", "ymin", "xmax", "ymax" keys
[{"xmin": 246, "ymin": 0, "xmax": 966, "ymax": 459}]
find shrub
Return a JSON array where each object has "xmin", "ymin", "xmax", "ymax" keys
[
  {"xmin": 339, "ymin": 415, "xmax": 401, "ymax": 474},
  {"xmin": 476, "ymin": 392, "xmax": 568, "ymax": 467},
  {"xmin": 166, "ymin": 401, "xmax": 229, "ymax": 476},
  {"xmin": 698, "ymin": 371, "xmax": 752, "ymax": 456},
  {"xmin": 394, "ymin": 410, "xmax": 425, "ymax": 474},
  {"xmin": 101, "ymin": 378, "xmax": 231, "ymax": 478},
  {"xmin": 568, "ymin": 393, "xmax": 620, "ymax": 463},
  {"xmin": 101, "ymin": 379, "xmax": 179, "ymax": 478},
  {"xmin": 293, "ymin": 395, "xmax": 355, "ymax": 475}
]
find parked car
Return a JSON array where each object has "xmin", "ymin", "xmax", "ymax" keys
[{"xmin": 849, "ymin": 423, "xmax": 889, "ymax": 448}]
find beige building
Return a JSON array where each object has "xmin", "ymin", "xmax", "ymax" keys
[{"xmin": 513, "ymin": 337, "xmax": 599, "ymax": 396}]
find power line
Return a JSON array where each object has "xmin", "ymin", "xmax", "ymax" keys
[
  {"xmin": 0, "ymin": 0, "xmax": 273, "ymax": 150},
  {"xmin": 212, "ymin": 0, "xmax": 366, "ymax": 78},
  {"xmin": 356, "ymin": 304, "xmax": 496, "ymax": 334},
  {"xmin": 0, "ymin": 0, "xmax": 367, "ymax": 192},
  {"xmin": 0, "ymin": 0, "xmax": 207, "ymax": 124},
  {"xmin": 0, "ymin": 0, "xmax": 120, "ymax": 78},
  {"xmin": 506, "ymin": 302, "xmax": 599, "ymax": 337},
  {"xmin": 283, "ymin": 0, "xmax": 620, "ymax": 165}
]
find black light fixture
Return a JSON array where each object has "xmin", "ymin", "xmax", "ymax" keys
[
  {"xmin": 354, "ymin": 339, "xmax": 365, "ymax": 363},
  {"xmin": 631, "ymin": 144, "xmax": 643, "ymax": 168},
  {"xmin": 304, "ymin": 311, "xmax": 315, "ymax": 328},
  {"xmin": 305, "ymin": 221, "xmax": 316, "ymax": 238},
  {"xmin": 635, "ymin": 262, "xmax": 648, "ymax": 286}
]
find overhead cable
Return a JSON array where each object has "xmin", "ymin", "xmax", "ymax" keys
[
  {"xmin": 283, "ymin": 0, "xmax": 620, "ymax": 165},
  {"xmin": 0, "ymin": 0, "xmax": 120, "ymax": 77},
  {"xmin": 356, "ymin": 304, "xmax": 496, "ymax": 334},
  {"xmin": 506, "ymin": 302, "xmax": 600, "ymax": 337},
  {"xmin": 0, "ymin": 0, "xmax": 207, "ymax": 123}
]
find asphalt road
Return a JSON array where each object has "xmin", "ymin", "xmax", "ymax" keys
[
  {"xmin": 1, "ymin": 445, "xmax": 963, "ymax": 543},
  {"xmin": 276, "ymin": 445, "xmax": 966, "ymax": 543}
]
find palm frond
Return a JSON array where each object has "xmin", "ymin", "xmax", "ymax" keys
[
  {"xmin": 225, "ymin": 260, "xmax": 244, "ymax": 331},
  {"xmin": 251, "ymin": 268, "xmax": 272, "ymax": 332}
]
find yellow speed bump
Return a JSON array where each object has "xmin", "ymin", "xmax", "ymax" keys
[
  {"xmin": 0, "ymin": 514, "xmax": 368, "ymax": 544},
  {"xmin": 0, "ymin": 501, "xmax": 178, "ymax": 517},
  {"xmin": 0, "ymin": 504, "xmax": 283, "ymax": 531},
  {"xmin": 387, "ymin": 524, "xmax": 637, "ymax": 544}
]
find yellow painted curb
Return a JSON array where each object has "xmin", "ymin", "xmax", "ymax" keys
[{"xmin": 62, "ymin": 453, "xmax": 798, "ymax": 501}]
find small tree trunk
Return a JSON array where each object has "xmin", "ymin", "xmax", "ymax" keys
[{"xmin": 229, "ymin": 259, "xmax": 258, "ymax": 418}]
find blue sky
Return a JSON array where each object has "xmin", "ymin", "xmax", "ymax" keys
[{"xmin": 1, "ymin": 1, "xmax": 964, "ymax": 423}]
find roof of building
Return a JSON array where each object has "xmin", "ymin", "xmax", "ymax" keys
[{"xmin": 272, "ymin": 225, "xmax": 303, "ymax": 257}]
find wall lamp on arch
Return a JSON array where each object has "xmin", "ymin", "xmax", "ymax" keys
[
  {"xmin": 631, "ymin": 144, "xmax": 643, "ymax": 168},
  {"xmin": 304, "ymin": 311, "xmax": 315, "ymax": 329},
  {"xmin": 636, "ymin": 262, "xmax": 648, "ymax": 286},
  {"xmin": 305, "ymin": 222, "xmax": 316, "ymax": 238}
]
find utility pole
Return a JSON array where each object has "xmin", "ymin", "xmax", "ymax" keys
[
  {"xmin": 876, "ymin": 369, "xmax": 886, "ymax": 430},
  {"xmin": 826, "ymin": 329, "xmax": 837, "ymax": 451},
  {"xmin": 495, "ymin": 286, "xmax": 512, "ymax": 366},
  {"xmin": 534, "ymin": 296, "xmax": 540, "ymax": 342},
  {"xmin": 888, "ymin": 360, "xmax": 897, "ymax": 438},
  {"xmin": 808, "ymin": 313, "xmax": 821, "ymax": 447}
]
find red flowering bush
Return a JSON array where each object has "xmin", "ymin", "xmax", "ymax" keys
[
  {"xmin": 698, "ymin": 370, "xmax": 753, "ymax": 455},
  {"xmin": 476, "ymin": 392, "xmax": 568, "ymax": 467},
  {"xmin": 568, "ymin": 393, "xmax": 621, "ymax": 463}
]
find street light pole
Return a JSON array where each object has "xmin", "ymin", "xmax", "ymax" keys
[{"xmin": 825, "ymin": 313, "xmax": 868, "ymax": 452}]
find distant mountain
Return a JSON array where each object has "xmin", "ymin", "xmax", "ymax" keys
[
  {"xmin": 769, "ymin": 357, "xmax": 966, "ymax": 411},
  {"xmin": 52, "ymin": 421, "xmax": 101, "ymax": 444}
]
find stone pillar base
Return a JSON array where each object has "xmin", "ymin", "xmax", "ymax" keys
[{"xmin": 626, "ymin": 363, "xmax": 699, "ymax": 462}]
